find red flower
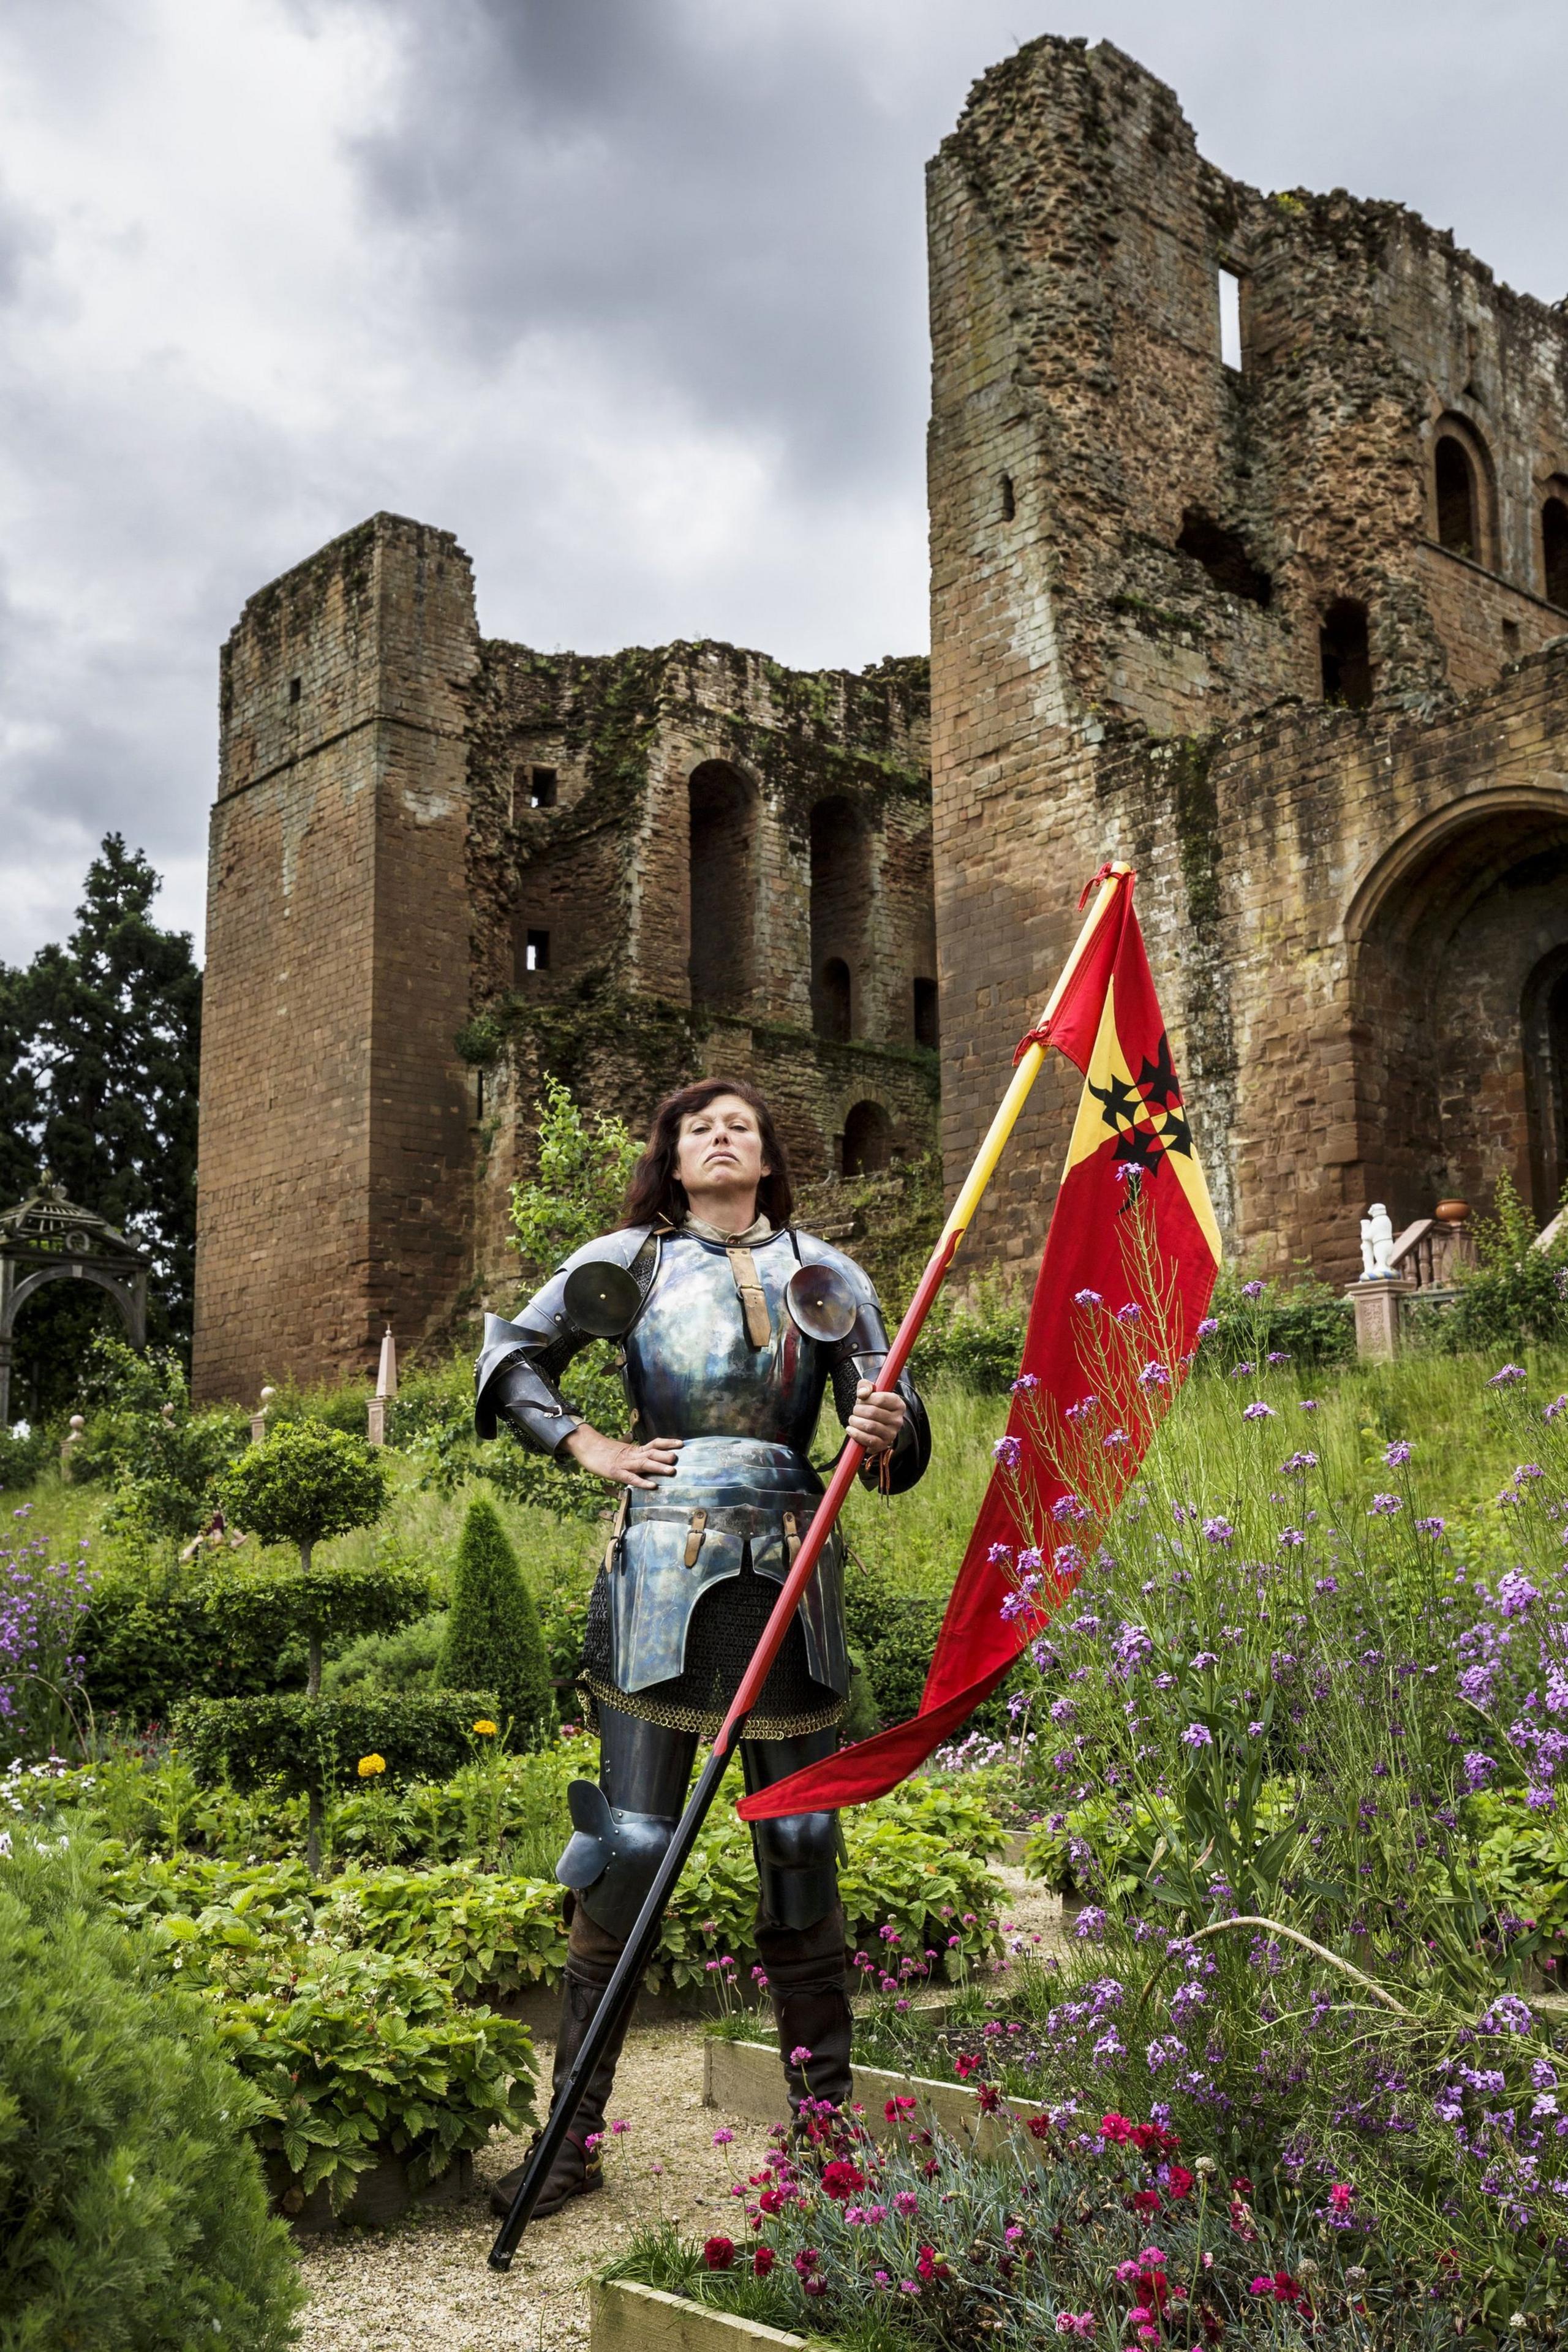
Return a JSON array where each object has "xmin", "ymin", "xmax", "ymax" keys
[
  {"xmin": 884, "ymin": 2095, "xmax": 917, "ymax": 2121},
  {"xmin": 794, "ymin": 2248, "xmax": 821, "ymax": 2279},
  {"xmin": 703, "ymin": 2236, "xmax": 736, "ymax": 2271},
  {"xmin": 916, "ymin": 2244, "xmax": 952, "ymax": 2284},
  {"xmin": 1137, "ymin": 2269, "xmax": 1170, "ymax": 2312},
  {"xmin": 954, "ymin": 2052, "xmax": 982, "ymax": 2079},
  {"xmin": 752, "ymin": 2247, "xmax": 776, "ymax": 2277},
  {"xmin": 1027, "ymin": 2114, "xmax": 1052, "ymax": 2140},
  {"xmin": 1100, "ymin": 2113, "xmax": 1136, "ymax": 2143},
  {"xmin": 758, "ymin": 2187, "xmax": 788, "ymax": 2216},
  {"xmin": 1166, "ymin": 2166, "xmax": 1194, "ymax": 2199},
  {"xmin": 1231, "ymin": 2174, "xmax": 1253, "ymax": 2199},
  {"xmin": 978, "ymin": 2084, "xmax": 1002, "ymax": 2114},
  {"xmin": 821, "ymin": 2161, "xmax": 866, "ymax": 2202},
  {"xmin": 1130, "ymin": 2191, "xmax": 1162, "ymax": 2214}
]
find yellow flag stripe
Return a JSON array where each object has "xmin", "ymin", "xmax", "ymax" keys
[{"xmin": 1061, "ymin": 977, "xmax": 1223, "ymax": 1264}]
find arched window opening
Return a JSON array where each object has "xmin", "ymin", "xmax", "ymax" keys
[
  {"xmin": 1435, "ymin": 434, "xmax": 1479, "ymax": 559},
  {"xmin": 809, "ymin": 796, "xmax": 870, "ymax": 1041},
  {"xmin": 688, "ymin": 761, "xmax": 755, "ymax": 1011},
  {"xmin": 1319, "ymin": 598, "xmax": 1373, "ymax": 710},
  {"xmin": 841, "ymin": 1100, "xmax": 893, "ymax": 1177},
  {"xmin": 817, "ymin": 957, "xmax": 851, "ymax": 1042},
  {"xmin": 913, "ymin": 976, "xmax": 939, "ymax": 1050},
  {"xmin": 1544, "ymin": 496, "xmax": 1568, "ymax": 611},
  {"xmin": 1175, "ymin": 509, "xmax": 1271, "ymax": 607}
]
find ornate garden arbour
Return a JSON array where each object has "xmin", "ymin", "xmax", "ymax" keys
[{"xmin": 0, "ymin": 1178, "xmax": 150, "ymax": 1426}]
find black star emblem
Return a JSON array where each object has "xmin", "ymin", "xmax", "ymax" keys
[
  {"xmin": 1113, "ymin": 1120, "xmax": 1166, "ymax": 1174},
  {"xmin": 1137, "ymin": 1034, "xmax": 1182, "ymax": 1110},
  {"xmin": 1090, "ymin": 1073, "xmax": 1143, "ymax": 1133},
  {"xmin": 1158, "ymin": 1106, "xmax": 1193, "ymax": 1158}
]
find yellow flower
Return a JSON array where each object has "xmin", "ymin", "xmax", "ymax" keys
[
  {"xmin": 357, "ymin": 1754, "xmax": 386, "ymax": 1778},
  {"xmin": 472, "ymin": 1718, "xmax": 498, "ymax": 1738}
]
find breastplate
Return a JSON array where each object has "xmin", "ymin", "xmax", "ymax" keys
[{"xmin": 624, "ymin": 1232, "xmax": 823, "ymax": 1450}]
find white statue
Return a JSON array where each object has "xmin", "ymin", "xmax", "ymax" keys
[{"xmin": 1359, "ymin": 1202, "xmax": 1396, "ymax": 1280}]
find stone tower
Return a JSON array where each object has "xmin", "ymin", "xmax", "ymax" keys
[
  {"xmin": 194, "ymin": 516, "xmax": 480, "ymax": 1404},
  {"xmin": 929, "ymin": 37, "xmax": 1568, "ymax": 1281}
]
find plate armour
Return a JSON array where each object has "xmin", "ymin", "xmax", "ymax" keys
[{"xmin": 475, "ymin": 1223, "xmax": 930, "ymax": 1708}]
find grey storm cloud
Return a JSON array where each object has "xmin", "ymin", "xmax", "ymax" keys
[{"xmin": 0, "ymin": 0, "xmax": 1565, "ymax": 964}]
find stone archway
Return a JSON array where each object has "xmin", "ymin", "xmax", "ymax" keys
[
  {"xmin": 0, "ymin": 1180, "xmax": 150, "ymax": 1426},
  {"xmin": 1345, "ymin": 787, "xmax": 1568, "ymax": 1225}
]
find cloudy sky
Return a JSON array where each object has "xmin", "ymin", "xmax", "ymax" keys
[{"xmin": 1, "ymin": 0, "xmax": 1564, "ymax": 963}]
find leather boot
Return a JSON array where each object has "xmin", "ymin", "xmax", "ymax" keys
[
  {"xmin": 489, "ymin": 1906, "xmax": 635, "ymax": 2220},
  {"xmin": 757, "ymin": 1901, "xmax": 853, "ymax": 2120}
]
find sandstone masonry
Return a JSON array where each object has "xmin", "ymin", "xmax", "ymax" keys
[
  {"xmin": 194, "ymin": 516, "xmax": 936, "ymax": 1403},
  {"xmin": 927, "ymin": 36, "xmax": 1568, "ymax": 1284}
]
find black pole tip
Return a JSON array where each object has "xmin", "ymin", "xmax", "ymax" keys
[{"xmin": 488, "ymin": 2248, "xmax": 514, "ymax": 2272}]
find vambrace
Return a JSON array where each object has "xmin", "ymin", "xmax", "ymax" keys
[{"xmin": 829, "ymin": 1345, "xmax": 932, "ymax": 1496}]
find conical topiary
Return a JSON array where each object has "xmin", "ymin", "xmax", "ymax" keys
[{"xmin": 439, "ymin": 1497, "xmax": 554, "ymax": 1745}]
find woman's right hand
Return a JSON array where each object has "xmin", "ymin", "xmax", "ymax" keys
[{"xmin": 563, "ymin": 1424, "xmax": 683, "ymax": 1490}]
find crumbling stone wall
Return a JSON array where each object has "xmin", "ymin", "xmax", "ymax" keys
[
  {"xmin": 195, "ymin": 519, "xmax": 937, "ymax": 1400},
  {"xmin": 929, "ymin": 35, "xmax": 1568, "ymax": 1284}
]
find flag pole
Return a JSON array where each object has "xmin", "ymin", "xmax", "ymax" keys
[{"xmin": 488, "ymin": 865, "xmax": 1128, "ymax": 2269}]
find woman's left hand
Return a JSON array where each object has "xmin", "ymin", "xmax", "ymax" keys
[{"xmin": 846, "ymin": 1379, "xmax": 906, "ymax": 1458}]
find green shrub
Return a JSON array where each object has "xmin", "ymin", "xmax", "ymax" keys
[
  {"xmin": 201, "ymin": 1551, "xmax": 433, "ymax": 1668},
  {"xmin": 1433, "ymin": 1173, "xmax": 1568, "ymax": 1353},
  {"xmin": 909, "ymin": 1279, "xmax": 1028, "ymax": 1394},
  {"xmin": 0, "ymin": 1834, "xmax": 301, "ymax": 2350},
  {"xmin": 0, "ymin": 1422, "xmax": 51, "ymax": 1491},
  {"xmin": 508, "ymin": 1074, "xmax": 639, "ymax": 1280},
  {"xmin": 154, "ymin": 1929, "xmax": 536, "ymax": 2213},
  {"xmin": 321, "ymin": 1863, "xmax": 567, "ymax": 1998},
  {"xmin": 438, "ymin": 1497, "xmax": 554, "ymax": 1744},
  {"xmin": 217, "ymin": 1422, "xmax": 388, "ymax": 1580},
  {"xmin": 172, "ymin": 1691, "xmax": 501, "ymax": 1799},
  {"xmin": 845, "ymin": 1575, "xmax": 944, "ymax": 1726},
  {"xmin": 1194, "ymin": 1264, "xmax": 1355, "ymax": 1373},
  {"xmin": 322, "ymin": 1608, "xmax": 448, "ymax": 1697}
]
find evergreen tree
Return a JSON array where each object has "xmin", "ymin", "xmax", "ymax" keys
[
  {"xmin": 21, "ymin": 834, "xmax": 202, "ymax": 1346},
  {"xmin": 439, "ymin": 1498, "xmax": 555, "ymax": 1744}
]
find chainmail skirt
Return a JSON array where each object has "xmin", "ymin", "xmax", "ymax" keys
[{"xmin": 579, "ymin": 1542, "xmax": 845, "ymax": 1740}]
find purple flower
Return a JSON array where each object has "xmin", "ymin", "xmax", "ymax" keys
[
  {"xmin": 1416, "ymin": 1517, "xmax": 1447, "ymax": 1537},
  {"xmin": 1138, "ymin": 1360, "xmax": 1170, "ymax": 1390},
  {"xmin": 1246, "ymin": 1721, "xmax": 1265, "ymax": 1737},
  {"xmin": 1279, "ymin": 1528, "xmax": 1306, "ymax": 1549},
  {"xmin": 1368, "ymin": 1493, "xmax": 1403, "ymax": 1517},
  {"xmin": 1074, "ymin": 1289, "xmax": 1103, "ymax": 1309},
  {"xmin": 1299, "ymin": 1398, "xmax": 1319, "ymax": 1414},
  {"xmin": 1490, "ymin": 1365, "xmax": 1529, "ymax": 1387},
  {"xmin": 1180, "ymin": 1722, "xmax": 1214, "ymax": 1749},
  {"xmin": 1240, "ymin": 1280, "xmax": 1264, "ymax": 1299},
  {"xmin": 1229, "ymin": 1362, "xmax": 1255, "ymax": 1380},
  {"xmin": 1281, "ymin": 1451, "xmax": 1317, "ymax": 1475},
  {"xmin": 1384, "ymin": 1440, "xmax": 1412, "ymax": 1466},
  {"xmin": 1498, "ymin": 1571, "xmax": 1540, "ymax": 1618},
  {"xmin": 1102, "ymin": 1428, "xmax": 1130, "ymax": 1450},
  {"xmin": 1011, "ymin": 1373, "xmax": 1039, "ymax": 1393},
  {"xmin": 1074, "ymin": 1907, "xmax": 1107, "ymax": 1941},
  {"xmin": 1201, "ymin": 1518, "xmax": 1233, "ymax": 1546},
  {"xmin": 1242, "ymin": 1401, "xmax": 1276, "ymax": 1422},
  {"xmin": 993, "ymin": 1436, "xmax": 1023, "ymax": 1471},
  {"xmin": 1314, "ymin": 1575, "xmax": 1338, "ymax": 1594},
  {"xmin": 1267, "ymin": 1349, "xmax": 1291, "ymax": 1365},
  {"xmin": 1196, "ymin": 1317, "xmax": 1219, "ymax": 1338},
  {"xmin": 1117, "ymin": 1303, "xmax": 1142, "ymax": 1324},
  {"xmin": 1463, "ymin": 1752, "xmax": 1496, "ymax": 1791},
  {"xmin": 1545, "ymin": 1395, "xmax": 1568, "ymax": 1423}
]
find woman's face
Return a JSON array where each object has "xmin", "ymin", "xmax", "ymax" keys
[{"xmin": 675, "ymin": 1093, "xmax": 771, "ymax": 1204}]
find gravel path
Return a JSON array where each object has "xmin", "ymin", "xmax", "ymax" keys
[
  {"xmin": 296, "ymin": 2019, "xmax": 779, "ymax": 2352},
  {"xmin": 297, "ymin": 1865, "xmax": 1066, "ymax": 2349}
]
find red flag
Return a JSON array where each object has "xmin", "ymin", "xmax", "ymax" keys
[{"xmin": 739, "ymin": 869, "xmax": 1221, "ymax": 1821}]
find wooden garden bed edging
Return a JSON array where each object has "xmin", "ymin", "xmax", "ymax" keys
[
  {"xmin": 590, "ymin": 2276, "xmax": 832, "ymax": 2350},
  {"xmin": 702, "ymin": 2038, "xmax": 1039, "ymax": 2154}
]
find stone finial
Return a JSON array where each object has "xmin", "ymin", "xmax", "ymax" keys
[
  {"xmin": 251, "ymin": 1384, "xmax": 275, "ymax": 1447},
  {"xmin": 375, "ymin": 1325, "xmax": 398, "ymax": 1401}
]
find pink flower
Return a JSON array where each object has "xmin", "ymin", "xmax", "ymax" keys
[
  {"xmin": 789, "ymin": 2045, "xmax": 814, "ymax": 2067},
  {"xmin": 1328, "ymin": 2181, "xmax": 1355, "ymax": 2212},
  {"xmin": 712, "ymin": 2128, "xmax": 734, "ymax": 2146},
  {"xmin": 894, "ymin": 2190, "xmax": 920, "ymax": 2217}
]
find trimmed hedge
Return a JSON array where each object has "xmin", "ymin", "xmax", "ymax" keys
[
  {"xmin": 172, "ymin": 1691, "xmax": 501, "ymax": 1796},
  {"xmin": 439, "ymin": 1498, "xmax": 554, "ymax": 1745}
]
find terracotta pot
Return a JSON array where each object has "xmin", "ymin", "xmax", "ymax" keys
[{"xmin": 1434, "ymin": 1199, "xmax": 1470, "ymax": 1224}]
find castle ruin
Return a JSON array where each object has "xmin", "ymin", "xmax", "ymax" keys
[
  {"xmin": 192, "ymin": 36, "xmax": 1568, "ymax": 1398},
  {"xmin": 929, "ymin": 37, "xmax": 1568, "ymax": 1284}
]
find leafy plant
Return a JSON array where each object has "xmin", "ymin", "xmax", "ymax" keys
[
  {"xmin": 0, "ymin": 1833, "xmax": 301, "ymax": 2350},
  {"xmin": 438, "ymin": 1496, "xmax": 554, "ymax": 1745},
  {"xmin": 173, "ymin": 1691, "xmax": 501, "ymax": 1807},
  {"xmin": 1436, "ymin": 1173, "xmax": 1568, "ymax": 1354},
  {"xmin": 508, "ymin": 1074, "xmax": 639, "ymax": 1280}
]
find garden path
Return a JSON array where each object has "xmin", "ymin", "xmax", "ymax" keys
[
  {"xmin": 296, "ymin": 2019, "xmax": 775, "ymax": 2351},
  {"xmin": 296, "ymin": 1866, "xmax": 1065, "ymax": 2349}
]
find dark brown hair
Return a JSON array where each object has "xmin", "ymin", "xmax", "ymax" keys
[{"xmin": 621, "ymin": 1078, "xmax": 794, "ymax": 1231}]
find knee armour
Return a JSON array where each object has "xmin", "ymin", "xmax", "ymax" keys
[
  {"xmin": 750, "ymin": 1806, "xmax": 839, "ymax": 1932},
  {"xmin": 556, "ymin": 1780, "xmax": 677, "ymax": 1940}
]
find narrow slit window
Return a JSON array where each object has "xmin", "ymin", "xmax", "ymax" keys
[
  {"xmin": 524, "ymin": 929, "xmax": 550, "ymax": 973},
  {"xmin": 288, "ymin": 676, "xmax": 301, "ymax": 704},
  {"xmin": 999, "ymin": 473, "xmax": 1016, "ymax": 522},
  {"xmin": 913, "ymin": 976, "xmax": 939, "ymax": 1049},
  {"xmin": 1218, "ymin": 267, "xmax": 1243, "ymax": 372},
  {"xmin": 529, "ymin": 766, "xmax": 558, "ymax": 809}
]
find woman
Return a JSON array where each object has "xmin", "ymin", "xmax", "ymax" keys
[{"xmin": 475, "ymin": 1077, "xmax": 930, "ymax": 2218}]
